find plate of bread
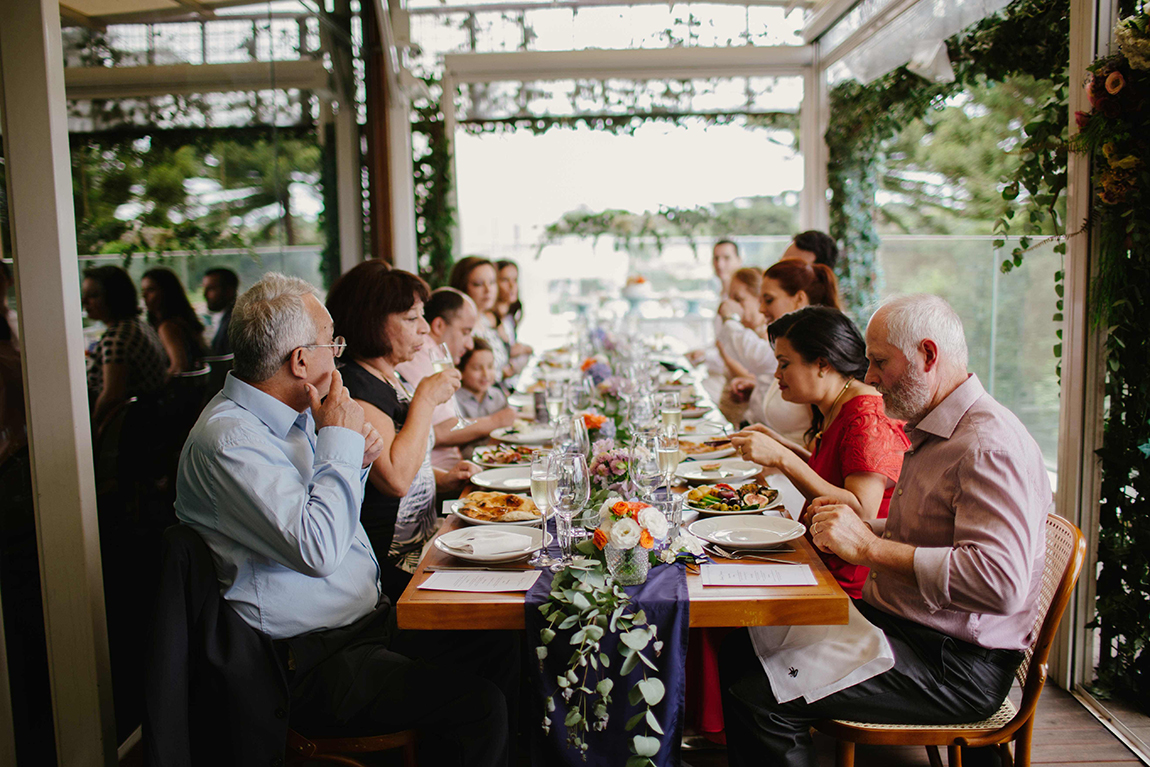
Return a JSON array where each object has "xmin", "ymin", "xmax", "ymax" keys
[{"xmin": 451, "ymin": 492, "xmax": 542, "ymax": 526}]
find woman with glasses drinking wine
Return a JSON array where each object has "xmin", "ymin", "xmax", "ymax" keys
[{"xmin": 326, "ymin": 262, "xmax": 467, "ymax": 601}]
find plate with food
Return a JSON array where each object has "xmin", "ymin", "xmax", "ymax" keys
[
  {"xmin": 434, "ymin": 526, "xmax": 552, "ymax": 563},
  {"xmin": 685, "ymin": 482, "xmax": 779, "ymax": 514},
  {"xmin": 471, "ymin": 443, "xmax": 536, "ymax": 468},
  {"xmin": 681, "ymin": 406, "xmax": 712, "ymax": 419},
  {"xmin": 688, "ymin": 515, "xmax": 805, "ymax": 549},
  {"xmin": 451, "ymin": 492, "xmax": 542, "ymax": 526},
  {"xmin": 471, "ymin": 466, "xmax": 533, "ymax": 491},
  {"xmin": 678, "ymin": 421, "xmax": 726, "ymax": 437},
  {"xmin": 677, "ymin": 458, "xmax": 761, "ymax": 483},
  {"xmin": 491, "ymin": 424, "xmax": 553, "ymax": 445},
  {"xmin": 679, "ymin": 438, "xmax": 736, "ymax": 460}
]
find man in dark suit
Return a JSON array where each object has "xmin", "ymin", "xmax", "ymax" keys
[{"xmin": 202, "ymin": 267, "xmax": 238, "ymax": 355}]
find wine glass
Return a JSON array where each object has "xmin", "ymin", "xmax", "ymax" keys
[
  {"xmin": 429, "ymin": 341, "xmax": 473, "ymax": 430},
  {"xmin": 568, "ymin": 377, "xmax": 593, "ymax": 412},
  {"xmin": 656, "ymin": 429, "xmax": 680, "ymax": 493},
  {"xmin": 630, "ymin": 430, "xmax": 662, "ymax": 500},
  {"xmin": 547, "ymin": 452, "xmax": 590, "ymax": 569},
  {"xmin": 658, "ymin": 391, "xmax": 682, "ymax": 435},
  {"xmin": 530, "ymin": 450, "xmax": 560, "ymax": 568},
  {"xmin": 551, "ymin": 414, "xmax": 590, "ymax": 456},
  {"xmin": 545, "ymin": 379, "xmax": 567, "ymax": 423},
  {"xmin": 627, "ymin": 392, "xmax": 657, "ymax": 434}
]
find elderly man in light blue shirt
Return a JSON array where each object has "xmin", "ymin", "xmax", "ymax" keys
[{"xmin": 175, "ymin": 272, "xmax": 515, "ymax": 767}]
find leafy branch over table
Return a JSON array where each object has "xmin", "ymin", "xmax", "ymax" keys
[{"xmin": 536, "ymin": 558, "xmax": 667, "ymax": 765}]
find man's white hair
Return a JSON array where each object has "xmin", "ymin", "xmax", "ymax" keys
[
  {"xmin": 873, "ymin": 294, "xmax": 969, "ymax": 372},
  {"xmin": 230, "ymin": 272, "xmax": 319, "ymax": 382}
]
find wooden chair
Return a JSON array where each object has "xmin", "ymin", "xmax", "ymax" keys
[
  {"xmin": 815, "ymin": 513, "xmax": 1086, "ymax": 767},
  {"xmin": 286, "ymin": 727, "xmax": 418, "ymax": 767}
]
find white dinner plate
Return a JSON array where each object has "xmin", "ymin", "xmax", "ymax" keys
[
  {"xmin": 678, "ymin": 421, "xmax": 726, "ymax": 437},
  {"xmin": 688, "ymin": 515, "xmax": 806, "ymax": 549},
  {"xmin": 684, "ymin": 486, "xmax": 780, "ymax": 515},
  {"xmin": 470, "ymin": 444, "xmax": 536, "ymax": 468},
  {"xmin": 681, "ymin": 406, "xmax": 712, "ymax": 419},
  {"xmin": 676, "ymin": 459, "xmax": 761, "ymax": 483},
  {"xmin": 679, "ymin": 439, "xmax": 736, "ymax": 460},
  {"xmin": 471, "ymin": 466, "xmax": 533, "ymax": 491},
  {"xmin": 507, "ymin": 392, "xmax": 535, "ymax": 409},
  {"xmin": 491, "ymin": 425, "xmax": 553, "ymax": 445},
  {"xmin": 450, "ymin": 496, "xmax": 541, "ymax": 527},
  {"xmin": 434, "ymin": 527, "xmax": 552, "ymax": 563}
]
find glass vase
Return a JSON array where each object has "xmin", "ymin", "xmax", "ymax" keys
[{"xmin": 605, "ymin": 544, "xmax": 650, "ymax": 586}]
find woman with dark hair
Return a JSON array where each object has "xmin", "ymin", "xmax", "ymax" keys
[
  {"xmin": 730, "ymin": 306, "xmax": 909, "ymax": 597},
  {"xmin": 781, "ymin": 229, "xmax": 840, "ymax": 269},
  {"xmin": 450, "ymin": 256, "xmax": 515, "ymax": 381},
  {"xmin": 726, "ymin": 259, "xmax": 843, "ymax": 441},
  {"xmin": 327, "ymin": 262, "xmax": 461, "ymax": 598},
  {"xmin": 81, "ymin": 265, "xmax": 169, "ymax": 433},
  {"xmin": 141, "ymin": 267, "xmax": 209, "ymax": 375},
  {"xmin": 495, "ymin": 259, "xmax": 532, "ymax": 372}
]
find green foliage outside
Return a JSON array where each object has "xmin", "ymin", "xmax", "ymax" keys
[{"xmin": 412, "ymin": 78, "xmax": 457, "ymax": 288}]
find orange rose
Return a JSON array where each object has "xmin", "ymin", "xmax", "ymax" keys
[
  {"xmin": 593, "ymin": 528, "xmax": 608, "ymax": 550},
  {"xmin": 639, "ymin": 530, "xmax": 654, "ymax": 549},
  {"xmin": 583, "ymin": 413, "xmax": 607, "ymax": 430},
  {"xmin": 611, "ymin": 500, "xmax": 630, "ymax": 516},
  {"xmin": 580, "ymin": 358, "xmax": 596, "ymax": 372}
]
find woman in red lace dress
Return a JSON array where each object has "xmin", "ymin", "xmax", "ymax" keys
[{"xmin": 731, "ymin": 305, "xmax": 910, "ymax": 597}]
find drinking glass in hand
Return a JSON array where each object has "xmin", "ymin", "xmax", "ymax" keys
[
  {"xmin": 529, "ymin": 450, "xmax": 560, "ymax": 568},
  {"xmin": 429, "ymin": 342, "xmax": 473, "ymax": 430},
  {"xmin": 547, "ymin": 452, "xmax": 590, "ymax": 569}
]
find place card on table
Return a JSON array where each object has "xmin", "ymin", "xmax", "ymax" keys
[
  {"xmin": 418, "ymin": 570, "xmax": 542, "ymax": 593},
  {"xmin": 700, "ymin": 564, "xmax": 816, "ymax": 587}
]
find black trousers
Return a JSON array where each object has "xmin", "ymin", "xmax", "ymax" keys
[
  {"xmin": 719, "ymin": 601, "xmax": 1022, "ymax": 767},
  {"xmin": 282, "ymin": 603, "xmax": 521, "ymax": 767}
]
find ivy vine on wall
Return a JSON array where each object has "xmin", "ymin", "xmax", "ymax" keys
[
  {"xmin": 412, "ymin": 77, "xmax": 457, "ymax": 288},
  {"xmin": 825, "ymin": 0, "xmax": 1071, "ymax": 320}
]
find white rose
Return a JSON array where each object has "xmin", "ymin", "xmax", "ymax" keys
[
  {"xmin": 637, "ymin": 507, "xmax": 669, "ymax": 540},
  {"xmin": 609, "ymin": 517, "xmax": 641, "ymax": 549},
  {"xmin": 598, "ymin": 496, "xmax": 622, "ymax": 533},
  {"xmin": 679, "ymin": 532, "xmax": 705, "ymax": 556}
]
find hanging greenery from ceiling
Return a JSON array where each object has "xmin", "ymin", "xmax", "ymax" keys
[
  {"xmin": 825, "ymin": 0, "xmax": 1070, "ymax": 318},
  {"xmin": 412, "ymin": 77, "xmax": 457, "ymax": 288}
]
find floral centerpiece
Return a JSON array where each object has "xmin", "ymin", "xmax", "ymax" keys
[
  {"xmin": 587, "ymin": 438, "xmax": 629, "ymax": 506},
  {"xmin": 597, "ymin": 375, "xmax": 631, "ymax": 422},
  {"xmin": 581, "ymin": 355, "xmax": 612, "ymax": 385},
  {"xmin": 592, "ymin": 499, "xmax": 669, "ymax": 586}
]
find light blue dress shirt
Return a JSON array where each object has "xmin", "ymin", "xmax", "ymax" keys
[{"xmin": 175, "ymin": 373, "xmax": 381, "ymax": 640}]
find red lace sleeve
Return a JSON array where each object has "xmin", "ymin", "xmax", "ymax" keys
[{"xmin": 838, "ymin": 398, "xmax": 911, "ymax": 483}]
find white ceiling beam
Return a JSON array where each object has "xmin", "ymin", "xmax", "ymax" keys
[
  {"xmin": 801, "ymin": 0, "xmax": 857, "ymax": 43},
  {"xmin": 58, "ymin": 3, "xmax": 107, "ymax": 31},
  {"xmin": 410, "ymin": 0, "xmax": 813, "ymax": 15},
  {"xmin": 815, "ymin": 0, "xmax": 917, "ymax": 68},
  {"xmin": 64, "ymin": 59, "xmax": 331, "ymax": 99},
  {"xmin": 445, "ymin": 45, "xmax": 814, "ymax": 83}
]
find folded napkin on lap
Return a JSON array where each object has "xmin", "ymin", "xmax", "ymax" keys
[{"xmin": 748, "ymin": 600, "xmax": 894, "ymax": 704}]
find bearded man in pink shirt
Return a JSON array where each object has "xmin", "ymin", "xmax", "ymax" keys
[{"xmin": 720, "ymin": 294, "xmax": 1050, "ymax": 767}]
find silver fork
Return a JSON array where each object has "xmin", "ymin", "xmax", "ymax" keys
[{"xmin": 706, "ymin": 544, "xmax": 802, "ymax": 565}]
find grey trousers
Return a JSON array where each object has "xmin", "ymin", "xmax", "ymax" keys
[{"xmin": 719, "ymin": 601, "xmax": 1022, "ymax": 767}]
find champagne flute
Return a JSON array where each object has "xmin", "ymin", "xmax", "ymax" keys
[
  {"xmin": 545, "ymin": 379, "xmax": 567, "ymax": 423},
  {"xmin": 547, "ymin": 452, "xmax": 590, "ymax": 569},
  {"xmin": 658, "ymin": 391, "xmax": 682, "ymax": 435},
  {"xmin": 530, "ymin": 450, "xmax": 560, "ymax": 568},
  {"xmin": 656, "ymin": 429, "xmax": 680, "ymax": 492},
  {"xmin": 429, "ymin": 342, "xmax": 473, "ymax": 430}
]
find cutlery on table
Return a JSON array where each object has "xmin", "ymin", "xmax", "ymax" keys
[
  {"xmin": 704, "ymin": 544, "xmax": 802, "ymax": 565},
  {"xmin": 423, "ymin": 565, "xmax": 530, "ymax": 573}
]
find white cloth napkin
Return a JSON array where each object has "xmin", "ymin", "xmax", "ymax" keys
[
  {"xmin": 443, "ymin": 530, "xmax": 532, "ymax": 557},
  {"xmin": 748, "ymin": 600, "xmax": 895, "ymax": 704}
]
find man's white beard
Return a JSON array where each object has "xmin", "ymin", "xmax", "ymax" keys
[{"xmin": 879, "ymin": 365, "xmax": 931, "ymax": 423}]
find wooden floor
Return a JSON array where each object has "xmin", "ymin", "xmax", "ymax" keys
[{"xmin": 682, "ymin": 684, "xmax": 1146, "ymax": 767}]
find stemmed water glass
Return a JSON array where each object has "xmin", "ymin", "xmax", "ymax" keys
[
  {"xmin": 529, "ymin": 450, "xmax": 560, "ymax": 569},
  {"xmin": 428, "ymin": 341, "xmax": 473, "ymax": 430},
  {"xmin": 567, "ymin": 377, "xmax": 593, "ymax": 412},
  {"xmin": 551, "ymin": 413, "xmax": 590, "ymax": 456},
  {"xmin": 547, "ymin": 452, "xmax": 590, "ymax": 569},
  {"xmin": 630, "ymin": 429, "xmax": 662, "ymax": 500}
]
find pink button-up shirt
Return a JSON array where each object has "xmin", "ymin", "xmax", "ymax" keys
[{"xmin": 862, "ymin": 374, "xmax": 1051, "ymax": 651}]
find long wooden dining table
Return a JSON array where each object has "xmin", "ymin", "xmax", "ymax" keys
[
  {"xmin": 396, "ymin": 349, "xmax": 849, "ymax": 631},
  {"xmin": 396, "ymin": 468, "xmax": 849, "ymax": 630}
]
